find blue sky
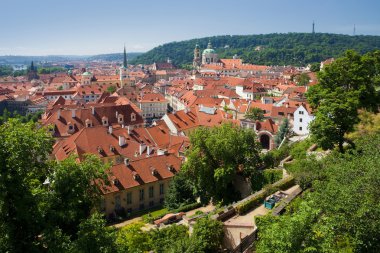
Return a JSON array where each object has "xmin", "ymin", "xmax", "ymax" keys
[{"xmin": 1, "ymin": 0, "xmax": 379, "ymax": 55}]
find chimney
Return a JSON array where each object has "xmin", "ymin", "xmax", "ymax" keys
[
  {"xmin": 146, "ymin": 146, "xmax": 151, "ymax": 156},
  {"xmin": 108, "ymin": 126, "xmax": 113, "ymax": 134},
  {"xmin": 127, "ymin": 125, "xmax": 131, "ymax": 135},
  {"xmin": 91, "ymin": 106, "xmax": 95, "ymax": 115},
  {"xmin": 116, "ymin": 111, "xmax": 118, "ymax": 117},
  {"xmin": 71, "ymin": 109, "xmax": 76, "ymax": 118},
  {"xmin": 118, "ymin": 136, "xmax": 126, "ymax": 147},
  {"xmin": 139, "ymin": 143, "xmax": 146, "ymax": 155},
  {"xmin": 57, "ymin": 109, "xmax": 61, "ymax": 119}
]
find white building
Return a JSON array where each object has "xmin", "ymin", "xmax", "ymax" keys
[
  {"xmin": 137, "ymin": 93, "xmax": 168, "ymax": 120},
  {"xmin": 293, "ymin": 104, "xmax": 314, "ymax": 135}
]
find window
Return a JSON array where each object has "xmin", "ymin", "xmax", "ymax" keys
[
  {"xmin": 149, "ymin": 186, "xmax": 154, "ymax": 198},
  {"xmin": 131, "ymin": 113, "xmax": 136, "ymax": 122},
  {"xmin": 139, "ymin": 189, "xmax": 144, "ymax": 201},
  {"xmin": 300, "ymin": 118, "xmax": 303, "ymax": 122},
  {"xmin": 149, "ymin": 201, "xmax": 154, "ymax": 207},
  {"xmin": 299, "ymin": 127, "xmax": 303, "ymax": 131},
  {"xmin": 115, "ymin": 195, "xmax": 121, "ymax": 209},
  {"xmin": 299, "ymin": 111, "xmax": 304, "ymax": 115},
  {"xmin": 278, "ymin": 112, "xmax": 284, "ymax": 116},
  {"xmin": 126, "ymin": 192, "xmax": 132, "ymax": 204},
  {"xmin": 159, "ymin": 183, "xmax": 164, "ymax": 195},
  {"xmin": 139, "ymin": 203, "xmax": 145, "ymax": 210}
]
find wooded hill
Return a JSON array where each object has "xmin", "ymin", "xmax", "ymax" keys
[{"xmin": 131, "ymin": 33, "xmax": 380, "ymax": 67}]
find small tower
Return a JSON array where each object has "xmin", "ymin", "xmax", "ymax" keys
[
  {"xmin": 27, "ymin": 61, "xmax": 39, "ymax": 81},
  {"xmin": 193, "ymin": 43, "xmax": 201, "ymax": 69},
  {"xmin": 120, "ymin": 45, "xmax": 129, "ymax": 87},
  {"xmin": 312, "ymin": 21, "xmax": 315, "ymax": 34}
]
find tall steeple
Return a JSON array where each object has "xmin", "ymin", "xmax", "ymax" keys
[{"xmin": 123, "ymin": 44, "xmax": 128, "ymax": 68}]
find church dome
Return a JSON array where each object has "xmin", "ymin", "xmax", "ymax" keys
[
  {"xmin": 82, "ymin": 71, "xmax": 92, "ymax": 76},
  {"xmin": 202, "ymin": 41, "xmax": 215, "ymax": 55},
  {"xmin": 202, "ymin": 48, "xmax": 216, "ymax": 55}
]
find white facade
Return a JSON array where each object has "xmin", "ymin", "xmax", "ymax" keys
[
  {"xmin": 236, "ymin": 86, "xmax": 254, "ymax": 100},
  {"xmin": 138, "ymin": 101, "xmax": 168, "ymax": 119},
  {"xmin": 293, "ymin": 105, "xmax": 314, "ymax": 135}
]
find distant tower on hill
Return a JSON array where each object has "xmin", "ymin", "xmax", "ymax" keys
[
  {"xmin": 193, "ymin": 43, "xmax": 201, "ymax": 69},
  {"xmin": 312, "ymin": 21, "xmax": 315, "ymax": 34},
  {"xmin": 119, "ymin": 45, "xmax": 129, "ymax": 87},
  {"xmin": 353, "ymin": 24, "xmax": 356, "ymax": 36}
]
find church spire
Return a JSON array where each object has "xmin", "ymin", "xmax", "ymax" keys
[{"xmin": 123, "ymin": 45, "xmax": 128, "ymax": 68}]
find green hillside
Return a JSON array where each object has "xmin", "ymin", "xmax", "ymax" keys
[{"xmin": 131, "ymin": 33, "xmax": 380, "ymax": 67}]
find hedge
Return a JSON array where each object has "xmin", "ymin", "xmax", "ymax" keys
[
  {"xmin": 236, "ymin": 176, "xmax": 295, "ymax": 215},
  {"xmin": 175, "ymin": 202, "xmax": 202, "ymax": 213},
  {"xmin": 142, "ymin": 202, "xmax": 202, "ymax": 223}
]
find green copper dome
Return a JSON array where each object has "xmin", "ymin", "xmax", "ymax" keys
[
  {"xmin": 82, "ymin": 71, "xmax": 92, "ymax": 76},
  {"xmin": 202, "ymin": 48, "xmax": 216, "ymax": 55}
]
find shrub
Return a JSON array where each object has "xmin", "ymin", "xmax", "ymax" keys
[
  {"xmin": 175, "ymin": 202, "xmax": 202, "ymax": 213},
  {"xmin": 251, "ymin": 169, "xmax": 283, "ymax": 192},
  {"xmin": 236, "ymin": 191, "xmax": 267, "ymax": 214},
  {"xmin": 236, "ymin": 176, "xmax": 295, "ymax": 215}
]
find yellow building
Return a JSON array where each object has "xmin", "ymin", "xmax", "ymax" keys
[{"xmin": 100, "ymin": 154, "xmax": 182, "ymax": 217}]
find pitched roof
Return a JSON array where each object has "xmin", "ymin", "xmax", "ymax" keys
[{"xmin": 102, "ymin": 154, "xmax": 182, "ymax": 194}]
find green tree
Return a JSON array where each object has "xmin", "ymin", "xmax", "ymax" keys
[
  {"xmin": 274, "ymin": 118, "xmax": 289, "ymax": 146},
  {"xmin": 183, "ymin": 123, "xmax": 262, "ymax": 204},
  {"xmin": 310, "ymin": 62, "xmax": 320, "ymax": 72},
  {"xmin": 116, "ymin": 222, "xmax": 152, "ymax": 253},
  {"xmin": 256, "ymin": 132, "xmax": 380, "ymax": 252},
  {"xmin": 0, "ymin": 119, "xmax": 53, "ymax": 252},
  {"xmin": 148, "ymin": 224, "xmax": 189, "ymax": 253},
  {"xmin": 164, "ymin": 170, "xmax": 196, "ymax": 210},
  {"xmin": 295, "ymin": 73, "xmax": 310, "ymax": 86},
  {"xmin": 309, "ymin": 50, "xmax": 378, "ymax": 111},
  {"xmin": 192, "ymin": 217, "xmax": 224, "ymax": 253},
  {"xmin": 309, "ymin": 89, "xmax": 359, "ymax": 152},
  {"xmin": 245, "ymin": 107, "xmax": 264, "ymax": 121},
  {"xmin": 107, "ymin": 85, "xmax": 117, "ymax": 93},
  {"xmin": 45, "ymin": 155, "xmax": 110, "ymax": 237},
  {"xmin": 74, "ymin": 212, "xmax": 118, "ymax": 253}
]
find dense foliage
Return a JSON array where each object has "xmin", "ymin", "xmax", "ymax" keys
[
  {"xmin": 307, "ymin": 50, "xmax": 380, "ymax": 152},
  {"xmin": 0, "ymin": 109, "xmax": 43, "ymax": 125},
  {"xmin": 0, "ymin": 119, "xmax": 112, "ymax": 252},
  {"xmin": 245, "ymin": 107, "xmax": 264, "ymax": 121},
  {"xmin": 176, "ymin": 123, "xmax": 262, "ymax": 206},
  {"xmin": 116, "ymin": 218, "xmax": 224, "ymax": 253},
  {"xmin": 131, "ymin": 33, "xmax": 380, "ymax": 66},
  {"xmin": 256, "ymin": 132, "xmax": 380, "ymax": 252}
]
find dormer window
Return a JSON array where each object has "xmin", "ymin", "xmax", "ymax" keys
[
  {"xmin": 131, "ymin": 113, "xmax": 136, "ymax": 122},
  {"xmin": 132, "ymin": 171, "xmax": 140, "ymax": 180},
  {"xmin": 67, "ymin": 122, "xmax": 75, "ymax": 134},
  {"xmin": 85, "ymin": 119, "xmax": 92, "ymax": 128},
  {"xmin": 118, "ymin": 114, "xmax": 124, "ymax": 124},
  {"xmin": 150, "ymin": 167, "xmax": 158, "ymax": 176},
  {"xmin": 102, "ymin": 116, "xmax": 108, "ymax": 126}
]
